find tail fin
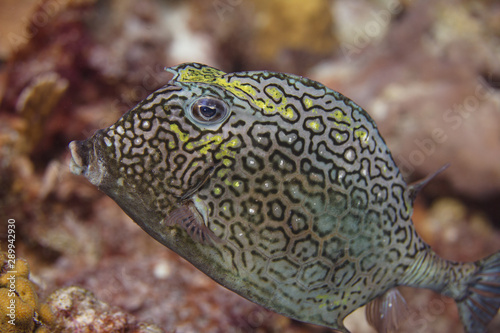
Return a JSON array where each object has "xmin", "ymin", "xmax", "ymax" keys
[{"xmin": 456, "ymin": 252, "xmax": 500, "ymax": 333}]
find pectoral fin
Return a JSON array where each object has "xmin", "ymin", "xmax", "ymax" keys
[{"xmin": 164, "ymin": 201, "xmax": 220, "ymax": 245}]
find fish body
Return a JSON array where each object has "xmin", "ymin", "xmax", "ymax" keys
[{"xmin": 69, "ymin": 63, "xmax": 500, "ymax": 332}]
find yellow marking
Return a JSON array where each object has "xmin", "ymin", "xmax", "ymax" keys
[
  {"xmin": 177, "ymin": 65, "xmax": 258, "ymax": 103},
  {"xmin": 168, "ymin": 141, "xmax": 176, "ymax": 149},
  {"xmin": 354, "ymin": 129, "xmax": 369, "ymax": 144},
  {"xmin": 213, "ymin": 187, "xmax": 222, "ymax": 195},
  {"xmin": 177, "ymin": 65, "xmax": 298, "ymax": 120},
  {"xmin": 276, "ymin": 97, "xmax": 293, "ymax": 119},
  {"xmin": 333, "ymin": 121, "xmax": 349, "ymax": 129},
  {"xmin": 176, "ymin": 65, "xmax": 297, "ymax": 120},
  {"xmin": 217, "ymin": 168, "xmax": 229, "ymax": 178},
  {"xmin": 217, "ymin": 146, "xmax": 236, "ymax": 159},
  {"xmin": 304, "ymin": 97, "xmax": 313, "ymax": 109},
  {"xmin": 283, "ymin": 106, "xmax": 295, "ymax": 119},
  {"xmin": 333, "ymin": 109, "xmax": 343, "ymax": 121},
  {"xmin": 200, "ymin": 145, "xmax": 211, "ymax": 155},
  {"xmin": 188, "ymin": 134, "xmax": 223, "ymax": 155},
  {"xmin": 316, "ymin": 295, "xmax": 328, "ymax": 309},
  {"xmin": 251, "ymin": 95, "xmax": 294, "ymax": 119},
  {"xmin": 307, "ymin": 120, "xmax": 321, "ymax": 131},
  {"xmin": 315, "ymin": 293, "xmax": 348, "ymax": 310},
  {"xmin": 267, "ymin": 86, "xmax": 282, "ymax": 100},
  {"xmin": 332, "ymin": 109, "xmax": 352, "ymax": 125},
  {"xmin": 226, "ymin": 138, "xmax": 240, "ymax": 147},
  {"xmin": 405, "ymin": 201, "xmax": 412, "ymax": 215},
  {"xmin": 216, "ymin": 152, "xmax": 233, "ymax": 159},
  {"xmin": 254, "ymin": 99, "xmax": 272, "ymax": 114},
  {"xmin": 233, "ymin": 181, "xmax": 241, "ymax": 188},
  {"xmin": 169, "ymin": 124, "xmax": 190, "ymax": 142},
  {"xmin": 178, "ymin": 66, "xmax": 226, "ymax": 83},
  {"xmin": 176, "ymin": 65, "xmax": 293, "ymax": 119},
  {"xmin": 216, "ymin": 137, "xmax": 240, "ymax": 160},
  {"xmin": 181, "ymin": 134, "xmax": 238, "ymax": 162},
  {"xmin": 222, "ymin": 158, "xmax": 233, "ymax": 167},
  {"xmin": 214, "ymin": 78, "xmax": 258, "ymax": 98},
  {"xmin": 206, "ymin": 135, "xmax": 223, "ymax": 145}
]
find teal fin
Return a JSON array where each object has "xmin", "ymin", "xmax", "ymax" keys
[
  {"xmin": 456, "ymin": 251, "xmax": 500, "ymax": 333},
  {"xmin": 365, "ymin": 288, "xmax": 409, "ymax": 333},
  {"xmin": 407, "ymin": 163, "xmax": 450, "ymax": 201}
]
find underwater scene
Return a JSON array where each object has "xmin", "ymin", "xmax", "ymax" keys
[{"xmin": 1, "ymin": 0, "xmax": 500, "ymax": 332}]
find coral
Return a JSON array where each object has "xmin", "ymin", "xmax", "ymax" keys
[
  {"xmin": 413, "ymin": 197, "xmax": 500, "ymax": 261},
  {"xmin": 188, "ymin": 0, "xmax": 336, "ymax": 72},
  {"xmin": 0, "ymin": 288, "xmax": 33, "ymax": 332},
  {"xmin": 0, "ymin": 0, "xmax": 39, "ymax": 59},
  {"xmin": 46, "ymin": 286, "xmax": 163, "ymax": 333},
  {"xmin": 0, "ymin": 1, "xmax": 498, "ymax": 332},
  {"xmin": 312, "ymin": 0, "xmax": 500, "ymax": 197},
  {"xmin": 251, "ymin": 0, "xmax": 336, "ymax": 61},
  {"xmin": 70, "ymin": 248, "xmax": 292, "ymax": 333},
  {"xmin": 15, "ymin": 72, "xmax": 69, "ymax": 155},
  {"xmin": 0, "ymin": 252, "xmax": 55, "ymax": 333}
]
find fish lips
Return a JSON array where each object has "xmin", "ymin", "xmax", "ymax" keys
[
  {"xmin": 69, "ymin": 132, "xmax": 173, "ymax": 247},
  {"xmin": 69, "ymin": 132, "xmax": 108, "ymax": 187}
]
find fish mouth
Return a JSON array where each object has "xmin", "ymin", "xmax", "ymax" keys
[
  {"xmin": 69, "ymin": 137, "xmax": 107, "ymax": 186},
  {"xmin": 69, "ymin": 140, "xmax": 88, "ymax": 175}
]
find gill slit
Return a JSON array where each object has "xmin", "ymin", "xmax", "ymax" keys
[{"xmin": 179, "ymin": 161, "xmax": 221, "ymax": 202}]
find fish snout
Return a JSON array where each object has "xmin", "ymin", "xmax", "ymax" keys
[
  {"xmin": 69, "ymin": 137, "xmax": 107, "ymax": 187},
  {"xmin": 69, "ymin": 140, "xmax": 89, "ymax": 175}
]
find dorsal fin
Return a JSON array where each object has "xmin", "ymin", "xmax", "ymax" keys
[
  {"xmin": 165, "ymin": 62, "xmax": 226, "ymax": 84},
  {"xmin": 407, "ymin": 163, "xmax": 450, "ymax": 201}
]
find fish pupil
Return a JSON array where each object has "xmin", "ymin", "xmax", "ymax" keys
[
  {"xmin": 190, "ymin": 97, "xmax": 229, "ymax": 124},
  {"xmin": 200, "ymin": 105, "xmax": 217, "ymax": 118}
]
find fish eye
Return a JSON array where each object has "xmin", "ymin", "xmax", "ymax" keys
[{"xmin": 190, "ymin": 97, "xmax": 229, "ymax": 124}]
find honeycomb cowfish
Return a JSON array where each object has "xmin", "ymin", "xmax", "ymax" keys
[{"xmin": 69, "ymin": 63, "xmax": 500, "ymax": 333}]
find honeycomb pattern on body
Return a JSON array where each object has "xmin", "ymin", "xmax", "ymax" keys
[{"xmin": 97, "ymin": 63, "xmax": 427, "ymax": 329}]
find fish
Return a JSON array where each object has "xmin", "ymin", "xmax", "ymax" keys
[{"xmin": 68, "ymin": 62, "xmax": 500, "ymax": 333}]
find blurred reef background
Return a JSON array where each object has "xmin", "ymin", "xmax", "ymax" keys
[{"xmin": 0, "ymin": 0, "xmax": 500, "ymax": 332}]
